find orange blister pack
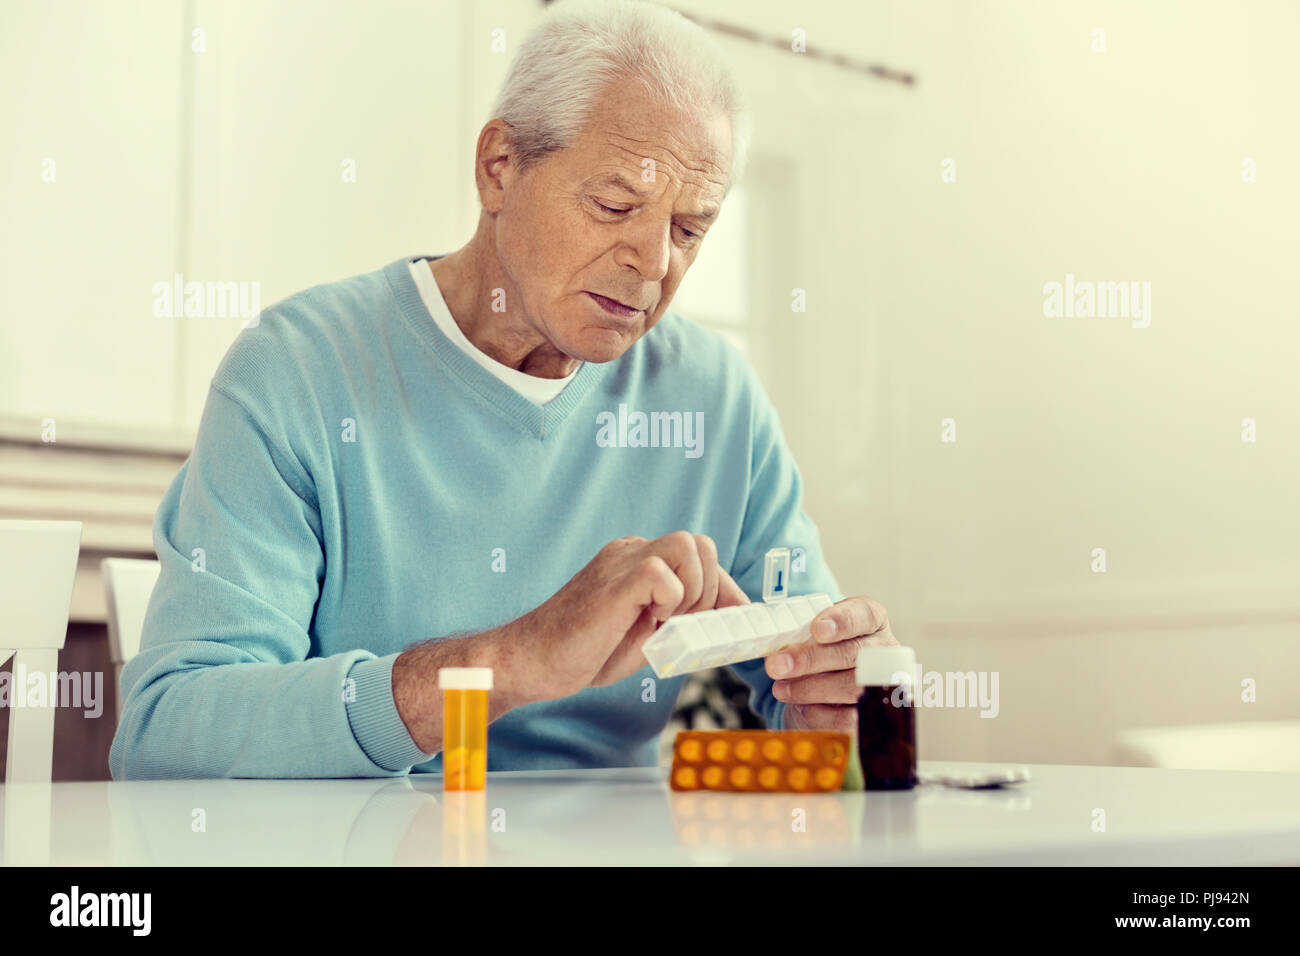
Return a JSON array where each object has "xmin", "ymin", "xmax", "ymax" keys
[{"xmin": 669, "ymin": 730, "xmax": 851, "ymax": 793}]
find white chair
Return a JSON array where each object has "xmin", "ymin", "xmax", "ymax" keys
[
  {"xmin": 1114, "ymin": 721, "xmax": 1300, "ymax": 772},
  {"xmin": 100, "ymin": 557, "xmax": 161, "ymax": 719},
  {"xmin": 0, "ymin": 520, "xmax": 82, "ymax": 784}
]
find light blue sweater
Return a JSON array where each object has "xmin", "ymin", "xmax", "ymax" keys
[{"xmin": 109, "ymin": 256, "xmax": 843, "ymax": 779}]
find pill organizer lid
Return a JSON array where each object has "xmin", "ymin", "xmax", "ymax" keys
[
  {"xmin": 438, "ymin": 667, "xmax": 494, "ymax": 690},
  {"xmin": 854, "ymin": 646, "xmax": 916, "ymax": 686}
]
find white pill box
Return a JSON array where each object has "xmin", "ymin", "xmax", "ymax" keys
[{"xmin": 642, "ymin": 592, "xmax": 833, "ymax": 678}]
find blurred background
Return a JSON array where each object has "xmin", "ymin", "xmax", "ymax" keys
[{"xmin": 2, "ymin": 0, "xmax": 1297, "ymax": 779}]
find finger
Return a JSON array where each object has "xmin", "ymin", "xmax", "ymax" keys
[
  {"xmin": 612, "ymin": 607, "xmax": 662, "ymax": 667},
  {"xmin": 590, "ymin": 606, "xmax": 664, "ymax": 687},
  {"xmin": 713, "ymin": 565, "xmax": 750, "ymax": 608},
  {"xmin": 771, "ymin": 669, "xmax": 861, "ymax": 706},
  {"xmin": 656, "ymin": 531, "xmax": 703, "ymax": 614},
  {"xmin": 862, "ymin": 623, "xmax": 899, "ymax": 648},
  {"xmin": 767, "ymin": 633, "xmax": 871, "ymax": 680},
  {"xmin": 810, "ymin": 596, "xmax": 888, "ymax": 644},
  {"xmin": 632, "ymin": 554, "xmax": 684, "ymax": 623},
  {"xmin": 782, "ymin": 703, "xmax": 805, "ymax": 730},
  {"xmin": 690, "ymin": 533, "xmax": 720, "ymax": 614},
  {"xmin": 786, "ymin": 703, "xmax": 856, "ymax": 734}
]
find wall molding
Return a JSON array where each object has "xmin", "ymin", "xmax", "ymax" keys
[
  {"xmin": 0, "ymin": 438, "xmax": 184, "ymax": 622},
  {"xmin": 0, "ymin": 416, "xmax": 194, "ymax": 456},
  {"xmin": 916, "ymin": 578, "xmax": 1300, "ymax": 637}
]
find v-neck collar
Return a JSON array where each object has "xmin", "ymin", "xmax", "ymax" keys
[{"xmin": 384, "ymin": 256, "xmax": 606, "ymax": 441}]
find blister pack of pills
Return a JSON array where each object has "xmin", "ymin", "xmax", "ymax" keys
[{"xmin": 669, "ymin": 730, "xmax": 851, "ymax": 792}]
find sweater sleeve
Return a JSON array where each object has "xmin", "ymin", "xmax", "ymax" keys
[
  {"xmin": 108, "ymin": 384, "xmax": 432, "ymax": 779},
  {"xmin": 725, "ymin": 367, "xmax": 845, "ymax": 731}
]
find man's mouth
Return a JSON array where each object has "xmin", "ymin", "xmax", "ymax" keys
[{"xmin": 585, "ymin": 291, "xmax": 645, "ymax": 318}]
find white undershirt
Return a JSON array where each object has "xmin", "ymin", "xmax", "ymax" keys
[{"xmin": 408, "ymin": 258, "xmax": 580, "ymax": 405}]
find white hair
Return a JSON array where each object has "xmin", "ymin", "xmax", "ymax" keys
[{"xmin": 490, "ymin": 0, "xmax": 751, "ymax": 192}]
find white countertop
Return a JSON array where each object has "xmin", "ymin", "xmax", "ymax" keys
[{"xmin": 4, "ymin": 761, "xmax": 1299, "ymax": 866}]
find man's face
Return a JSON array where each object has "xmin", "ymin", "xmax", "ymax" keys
[{"xmin": 491, "ymin": 76, "xmax": 732, "ymax": 363}]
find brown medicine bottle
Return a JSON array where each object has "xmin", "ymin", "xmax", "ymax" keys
[{"xmin": 855, "ymin": 646, "xmax": 917, "ymax": 790}]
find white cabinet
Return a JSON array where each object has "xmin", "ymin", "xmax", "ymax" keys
[
  {"xmin": 181, "ymin": 0, "xmax": 471, "ymax": 425},
  {"xmin": 0, "ymin": 0, "xmax": 548, "ymax": 435},
  {"xmin": 0, "ymin": 0, "xmax": 186, "ymax": 433}
]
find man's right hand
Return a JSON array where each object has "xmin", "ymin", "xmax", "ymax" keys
[
  {"xmin": 391, "ymin": 532, "xmax": 748, "ymax": 755},
  {"xmin": 503, "ymin": 532, "xmax": 749, "ymax": 702}
]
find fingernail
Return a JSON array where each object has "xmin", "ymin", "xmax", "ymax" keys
[
  {"xmin": 773, "ymin": 680, "xmax": 788, "ymax": 698},
  {"xmin": 770, "ymin": 654, "xmax": 793, "ymax": 677},
  {"xmin": 813, "ymin": 618, "xmax": 836, "ymax": 641}
]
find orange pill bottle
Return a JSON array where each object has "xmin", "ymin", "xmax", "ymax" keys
[{"xmin": 438, "ymin": 667, "xmax": 493, "ymax": 791}]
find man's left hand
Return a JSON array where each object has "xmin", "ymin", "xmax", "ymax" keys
[{"xmin": 766, "ymin": 596, "xmax": 897, "ymax": 733}]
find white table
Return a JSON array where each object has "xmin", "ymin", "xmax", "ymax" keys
[{"xmin": 3, "ymin": 762, "xmax": 1299, "ymax": 865}]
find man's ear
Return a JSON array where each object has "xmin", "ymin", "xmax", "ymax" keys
[{"xmin": 475, "ymin": 120, "xmax": 515, "ymax": 214}]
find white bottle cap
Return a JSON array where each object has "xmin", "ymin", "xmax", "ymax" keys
[
  {"xmin": 437, "ymin": 667, "xmax": 494, "ymax": 690},
  {"xmin": 855, "ymin": 646, "xmax": 916, "ymax": 687}
]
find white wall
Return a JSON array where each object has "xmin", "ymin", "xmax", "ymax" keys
[
  {"xmin": 715, "ymin": 0, "xmax": 1300, "ymax": 764},
  {"xmin": 0, "ymin": 1, "xmax": 185, "ymax": 431}
]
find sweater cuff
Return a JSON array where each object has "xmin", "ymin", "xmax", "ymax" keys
[{"xmin": 345, "ymin": 653, "xmax": 433, "ymax": 772}]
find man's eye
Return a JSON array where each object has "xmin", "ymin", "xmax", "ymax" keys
[{"xmin": 594, "ymin": 200, "xmax": 628, "ymax": 213}]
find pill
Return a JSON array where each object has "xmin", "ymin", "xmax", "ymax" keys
[
  {"xmin": 761, "ymin": 738, "xmax": 786, "ymax": 762},
  {"xmin": 679, "ymin": 738, "xmax": 703, "ymax": 763}
]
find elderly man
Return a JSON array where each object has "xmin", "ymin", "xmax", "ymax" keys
[{"xmin": 110, "ymin": 0, "xmax": 895, "ymax": 779}]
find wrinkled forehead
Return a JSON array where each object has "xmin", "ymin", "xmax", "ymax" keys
[
  {"xmin": 569, "ymin": 77, "xmax": 731, "ymax": 178},
  {"xmin": 570, "ymin": 109, "xmax": 732, "ymax": 202}
]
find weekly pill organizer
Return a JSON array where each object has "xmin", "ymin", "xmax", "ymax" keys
[{"xmin": 642, "ymin": 547, "xmax": 832, "ymax": 677}]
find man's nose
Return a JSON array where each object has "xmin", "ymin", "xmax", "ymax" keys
[{"xmin": 613, "ymin": 215, "xmax": 671, "ymax": 284}]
